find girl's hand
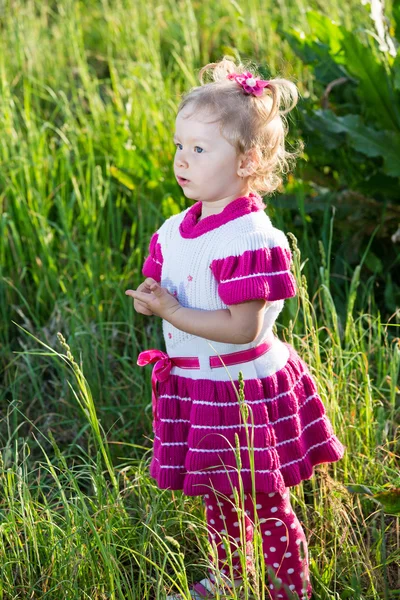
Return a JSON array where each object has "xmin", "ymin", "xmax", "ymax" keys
[
  {"xmin": 125, "ymin": 277, "xmax": 181, "ymax": 320},
  {"xmin": 130, "ymin": 279, "xmax": 156, "ymax": 316}
]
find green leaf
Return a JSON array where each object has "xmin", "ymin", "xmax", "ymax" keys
[
  {"xmin": 394, "ymin": 51, "xmax": 400, "ymax": 91},
  {"xmin": 392, "ymin": 2, "xmax": 400, "ymax": 42},
  {"xmin": 305, "ymin": 11, "xmax": 344, "ymax": 56},
  {"xmin": 286, "ymin": 11, "xmax": 400, "ymax": 132},
  {"xmin": 345, "ymin": 484, "xmax": 374, "ymax": 495},
  {"xmin": 302, "ymin": 111, "xmax": 344, "ymax": 150},
  {"xmin": 346, "ymin": 486, "xmax": 400, "ymax": 514},
  {"xmin": 384, "ymin": 273, "xmax": 399, "ymax": 313},
  {"xmin": 110, "ymin": 166, "xmax": 135, "ymax": 190},
  {"xmin": 308, "ymin": 110, "xmax": 400, "ymax": 177},
  {"xmin": 373, "ymin": 488, "xmax": 400, "ymax": 515},
  {"xmin": 281, "ymin": 28, "xmax": 346, "ymax": 84},
  {"xmin": 364, "ymin": 251, "xmax": 383, "ymax": 274},
  {"xmin": 340, "ymin": 29, "xmax": 400, "ymax": 131}
]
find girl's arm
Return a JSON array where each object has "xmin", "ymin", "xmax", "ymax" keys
[
  {"xmin": 168, "ymin": 299, "xmax": 267, "ymax": 345},
  {"xmin": 126, "ymin": 278, "xmax": 268, "ymax": 345}
]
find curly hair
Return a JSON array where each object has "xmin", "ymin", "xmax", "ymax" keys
[{"xmin": 177, "ymin": 56, "xmax": 304, "ymax": 196}]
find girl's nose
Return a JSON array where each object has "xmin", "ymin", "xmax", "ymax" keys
[
  {"xmin": 175, "ymin": 148, "xmax": 189, "ymax": 167},
  {"xmin": 177, "ymin": 156, "xmax": 188, "ymax": 167}
]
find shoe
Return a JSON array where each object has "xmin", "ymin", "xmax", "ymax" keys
[
  {"xmin": 165, "ymin": 578, "xmax": 215, "ymax": 599},
  {"xmin": 166, "ymin": 577, "xmax": 241, "ymax": 599}
]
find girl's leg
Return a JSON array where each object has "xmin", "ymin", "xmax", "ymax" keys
[
  {"xmin": 203, "ymin": 490, "xmax": 254, "ymax": 586},
  {"xmin": 244, "ymin": 489, "xmax": 312, "ymax": 600}
]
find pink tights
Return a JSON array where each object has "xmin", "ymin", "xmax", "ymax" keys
[{"xmin": 203, "ymin": 488, "xmax": 312, "ymax": 599}]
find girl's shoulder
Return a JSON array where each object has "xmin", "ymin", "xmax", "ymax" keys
[{"xmin": 221, "ymin": 210, "xmax": 291, "ymax": 255}]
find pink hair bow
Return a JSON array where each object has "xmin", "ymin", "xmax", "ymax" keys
[{"xmin": 227, "ymin": 71, "xmax": 270, "ymax": 97}]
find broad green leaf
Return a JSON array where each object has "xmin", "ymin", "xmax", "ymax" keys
[
  {"xmin": 281, "ymin": 29, "xmax": 346, "ymax": 84},
  {"xmin": 373, "ymin": 488, "xmax": 400, "ymax": 515},
  {"xmin": 346, "ymin": 486, "xmax": 400, "ymax": 514},
  {"xmin": 306, "ymin": 11, "xmax": 344, "ymax": 56},
  {"xmin": 384, "ymin": 273, "xmax": 399, "ymax": 313},
  {"xmin": 340, "ymin": 29, "xmax": 400, "ymax": 131},
  {"xmin": 364, "ymin": 251, "xmax": 383, "ymax": 274},
  {"xmin": 309, "ymin": 110, "xmax": 400, "ymax": 177},
  {"xmin": 345, "ymin": 484, "xmax": 374, "ymax": 495}
]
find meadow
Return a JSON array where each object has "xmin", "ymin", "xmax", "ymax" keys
[{"xmin": 0, "ymin": 0, "xmax": 399, "ymax": 598}]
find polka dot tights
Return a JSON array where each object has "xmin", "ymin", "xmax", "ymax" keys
[{"xmin": 203, "ymin": 488, "xmax": 312, "ymax": 599}]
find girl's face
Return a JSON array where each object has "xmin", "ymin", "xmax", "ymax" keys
[{"xmin": 173, "ymin": 104, "xmax": 248, "ymax": 204}]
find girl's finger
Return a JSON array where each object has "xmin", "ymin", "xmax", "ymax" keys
[
  {"xmin": 127, "ymin": 290, "xmax": 154, "ymax": 303},
  {"xmin": 137, "ymin": 281, "xmax": 153, "ymax": 293},
  {"xmin": 125, "ymin": 289, "xmax": 140, "ymax": 299},
  {"xmin": 136, "ymin": 301, "xmax": 152, "ymax": 312},
  {"xmin": 144, "ymin": 277, "xmax": 157, "ymax": 286},
  {"xmin": 136, "ymin": 304, "xmax": 154, "ymax": 315},
  {"xmin": 135, "ymin": 299, "xmax": 147, "ymax": 307}
]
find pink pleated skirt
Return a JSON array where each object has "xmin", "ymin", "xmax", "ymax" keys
[{"xmin": 148, "ymin": 338, "xmax": 346, "ymax": 497}]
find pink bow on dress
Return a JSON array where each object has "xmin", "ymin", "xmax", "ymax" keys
[
  {"xmin": 137, "ymin": 349, "xmax": 174, "ymax": 421},
  {"xmin": 137, "ymin": 350, "xmax": 200, "ymax": 421}
]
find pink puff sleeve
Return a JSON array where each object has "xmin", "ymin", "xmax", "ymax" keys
[
  {"xmin": 209, "ymin": 229, "xmax": 297, "ymax": 305},
  {"xmin": 142, "ymin": 231, "xmax": 163, "ymax": 282}
]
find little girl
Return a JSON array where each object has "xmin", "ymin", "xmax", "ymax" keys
[{"xmin": 126, "ymin": 57, "xmax": 345, "ymax": 600}]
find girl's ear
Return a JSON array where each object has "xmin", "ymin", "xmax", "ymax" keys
[{"xmin": 238, "ymin": 148, "xmax": 259, "ymax": 177}]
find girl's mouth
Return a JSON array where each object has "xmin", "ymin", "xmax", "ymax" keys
[{"xmin": 177, "ymin": 176, "xmax": 190, "ymax": 186}]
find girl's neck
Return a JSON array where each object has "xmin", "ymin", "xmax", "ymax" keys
[{"xmin": 199, "ymin": 188, "xmax": 251, "ymax": 220}]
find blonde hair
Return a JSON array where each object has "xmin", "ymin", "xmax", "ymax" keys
[{"xmin": 177, "ymin": 56, "xmax": 304, "ymax": 196}]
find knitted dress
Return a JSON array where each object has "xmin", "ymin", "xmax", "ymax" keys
[{"xmin": 140, "ymin": 192, "xmax": 345, "ymax": 497}]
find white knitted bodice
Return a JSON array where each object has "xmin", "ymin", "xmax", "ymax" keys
[{"xmin": 155, "ymin": 207, "xmax": 291, "ymax": 357}]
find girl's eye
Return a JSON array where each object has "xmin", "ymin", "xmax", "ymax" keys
[{"xmin": 174, "ymin": 143, "xmax": 204, "ymax": 154}]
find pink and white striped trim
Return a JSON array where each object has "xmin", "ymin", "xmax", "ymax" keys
[
  {"xmin": 210, "ymin": 245, "xmax": 297, "ymax": 304},
  {"xmin": 153, "ymin": 434, "xmax": 340, "ymax": 474},
  {"xmin": 179, "ymin": 193, "xmax": 266, "ymax": 239}
]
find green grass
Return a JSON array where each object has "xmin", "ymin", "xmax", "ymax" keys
[
  {"xmin": 0, "ymin": 0, "xmax": 399, "ymax": 598},
  {"xmin": 2, "ymin": 256, "xmax": 399, "ymax": 598}
]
